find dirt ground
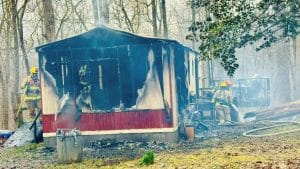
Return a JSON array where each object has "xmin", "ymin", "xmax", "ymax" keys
[{"xmin": 1, "ymin": 121, "xmax": 300, "ymax": 169}]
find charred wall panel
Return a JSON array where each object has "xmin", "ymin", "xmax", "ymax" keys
[
  {"xmin": 173, "ymin": 45, "xmax": 188, "ymax": 112},
  {"xmin": 102, "ymin": 59, "xmax": 120, "ymax": 108},
  {"xmin": 153, "ymin": 44, "xmax": 164, "ymax": 99},
  {"xmin": 130, "ymin": 45, "xmax": 150, "ymax": 102},
  {"xmin": 118, "ymin": 46, "xmax": 135, "ymax": 108}
]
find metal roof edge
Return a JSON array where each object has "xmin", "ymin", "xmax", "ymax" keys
[{"xmin": 35, "ymin": 26, "xmax": 197, "ymax": 53}]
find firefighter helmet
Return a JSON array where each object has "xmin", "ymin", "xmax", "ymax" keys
[
  {"xmin": 220, "ymin": 82, "xmax": 227, "ymax": 87},
  {"xmin": 30, "ymin": 66, "xmax": 38, "ymax": 74},
  {"xmin": 225, "ymin": 80, "xmax": 233, "ymax": 87}
]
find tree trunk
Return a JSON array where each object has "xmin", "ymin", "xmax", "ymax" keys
[
  {"xmin": 92, "ymin": 0, "xmax": 99, "ymax": 26},
  {"xmin": 0, "ymin": 47, "xmax": 10, "ymax": 129},
  {"xmin": 17, "ymin": 0, "xmax": 30, "ymax": 75},
  {"xmin": 42, "ymin": 0, "xmax": 55, "ymax": 43},
  {"xmin": 161, "ymin": 0, "xmax": 168, "ymax": 38},
  {"xmin": 151, "ymin": 0, "xmax": 158, "ymax": 37},
  {"xmin": 11, "ymin": 0, "xmax": 19, "ymax": 129},
  {"xmin": 99, "ymin": 0, "xmax": 109, "ymax": 25},
  {"xmin": 0, "ymin": 80, "xmax": 9, "ymax": 129},
  {"xmin": 295, "ymin": 29, "xmax": 300, "ymax": 101},
  {"xmin": 71, "ymin": 1, "xmax": 88, "ymax": 31},
  {"xmin": 120, "ymin": 0, "xmax": 134, "ymax": 32},
  {"xmin": 288, "ymin": 39, "xmax": 297, "ymax": 101},
  {"xmin": 273, "ymin": 41, "xmax": 292, "ymax": 105}
]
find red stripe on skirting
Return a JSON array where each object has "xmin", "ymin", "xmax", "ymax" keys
[{"xmin": 42, "ymin": 109, "xmax": 173, "ymax": 133}]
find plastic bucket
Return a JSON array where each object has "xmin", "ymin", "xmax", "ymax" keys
[{"xmin": 185, "ymin": 125, "xmax": 195, "ymax": 142}]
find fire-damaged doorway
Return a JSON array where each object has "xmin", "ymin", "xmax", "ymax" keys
[{"xmin": 90, "ymin": 58, "xmax": 121, "ymax": 110}]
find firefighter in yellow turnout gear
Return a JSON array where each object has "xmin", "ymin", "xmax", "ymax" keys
[
  {"xmin": 212, "ymin": 82, "xmax": 233, "ymax": 124},
  {"xmin": 21, "ymin": 66, "xmax": 41, "ymax": 120}
]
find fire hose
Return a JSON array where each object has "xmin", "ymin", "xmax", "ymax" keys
[{"xmin": 243, "ymin": 120, "xmax": 300, "ymax": 137}]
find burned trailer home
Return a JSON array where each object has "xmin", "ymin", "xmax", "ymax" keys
[{"xmin": 35, "ymin": 27, "xmax": 199, "ymax": 146}]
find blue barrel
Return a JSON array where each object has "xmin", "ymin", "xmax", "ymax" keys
[{"xmin": 0, "ymin": 130, "xmax": 13, "ymax": 139}]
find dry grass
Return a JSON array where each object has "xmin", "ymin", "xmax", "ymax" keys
[
  {"xmin": 47, "ymin": 133, "xmax": 300, "ymax": 169},
  {"xmin": 2, "ymin": 124, "xmax": 300, "ymax": 169}
]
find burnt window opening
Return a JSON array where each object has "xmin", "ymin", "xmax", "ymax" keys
[
  {"xmin": 44, "ymin": 51, "xmax": 72, "ymax": 98},
  {"xmin": 78, "ymin": 47, "xmax": 151, "ymax": 112},
  {"xmin": 42, "ymin": 45, "xmax": 169, "ymax": 113}
]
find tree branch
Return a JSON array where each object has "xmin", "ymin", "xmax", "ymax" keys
[{"xmin": 71, "ymin": 0, "xmax": 88, "ymax": 31}]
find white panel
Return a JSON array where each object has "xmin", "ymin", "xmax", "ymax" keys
[
  {"xmin": 136, "ymin": 49, "xmax": 164, "ymax": 109},
  {"xmin": 188, "ymin": 52, "xmax": 196, "ymax": 96},
  {"xmin": 40, "ymin": 56, "xmax": 59, "ymax": 115}
]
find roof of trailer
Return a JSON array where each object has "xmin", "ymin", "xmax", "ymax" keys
[{"xmin": 36, "ymin": 26, "xmax": 197, "ymax": 54}]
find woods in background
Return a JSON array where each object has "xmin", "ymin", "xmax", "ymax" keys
[{"xmin": 0, "ymin": 0, "xmax": 299, "ymax": 130}]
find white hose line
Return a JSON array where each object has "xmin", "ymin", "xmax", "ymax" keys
[{"xmin": 243, "ymin": 121, "xmax": 300, "ymax": 137}]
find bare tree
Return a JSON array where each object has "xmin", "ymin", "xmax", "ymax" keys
[
  {"xmin": 10, "ymin": 0, "xmax": 20, "ymax": 128},
  {"xmin": 0, "ymin": 0, "xmax": 19, "ymax": 129},
  {"xmin": 160, "ymin": 0, "xmax": 168, "ymax": 38},
  {"xmin": 17, "ymin": 0, "xmax": 30, "ymax": 75},
  {"xmin": 120, "ymin": 0, "xmax": 134, "ymax": 32},
  {"xmin": 151, "ymin": 0, "xmax": 158, "ymax": 36},
  {"xmin": 92, "ymin": 0, "xmax": 99, "ymax": 26},
  {"xmin": 71, "ymin": 1, "xmax": 88, "ymax": 31},
  {"xmin": 42, "ymin": 0, "xmax": 55, "ymax": 42},
  {"xmin": 55, "ymin": 0, "xmax": 71, "ymax": 39},
  {"xmin": 100, "ymin": 0, "xmax": 109, "ymax": 24},
  {"xmin": 112, "ymin": 0, "xmax": 144, "ymax": 33}
]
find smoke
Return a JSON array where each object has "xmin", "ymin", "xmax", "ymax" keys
[
  {"xmin": 93, "ymin": 0, "xmax": 109, "ymax": 27},
  {"xmin": 56, "ymin": 92, "xmax": 70, "ymax": 121}
]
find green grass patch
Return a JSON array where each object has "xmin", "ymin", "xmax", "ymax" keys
[
  {"xmin": 139, "ymin": 150, "xmax": 154, "ymax": 166},
  {"xmin": 0, "ymin": 143, "xmax": 41, "ymax": 160}
]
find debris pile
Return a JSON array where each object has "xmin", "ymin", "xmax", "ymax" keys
[
  {"xmin": 85, "ymin": 139, "xmax": 175, "ymax": 160},
  {"xmin": 3, "ymin": 122, "xmax": 34, "ymax": 148}
]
